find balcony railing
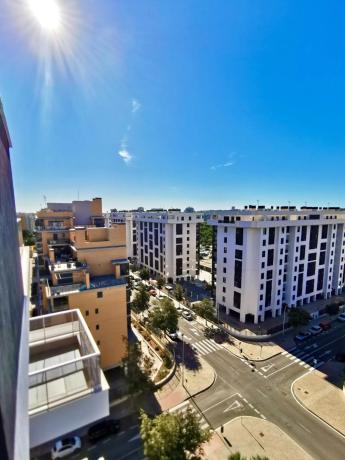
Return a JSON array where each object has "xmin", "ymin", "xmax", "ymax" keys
[
  {"xmin": 29, "ymin": 310, "xmax": 101, "ymax": 414},
  {"xmin": 50, "ymin": 283, "xmax": 82, "ymax": 297},
  {"xmin": 48, "ymin": 239, "xmax": 70, "ymax": 245}
]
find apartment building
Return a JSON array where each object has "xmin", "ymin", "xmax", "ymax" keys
[
  {"xmin": 36, "ymin": 200, "xmax": 129, "ymax": 369},
  {"xmin": 134, "ymin": 210, "xmax": 203, "ymax": 281},
  {"xmin": 17, "ymin": 212, "xmax": 36, "ymax": 232},
  {"xmin": 210, "ymin": 206, "xmax": 345, "ymax": 324},
  {"xmin": 0, "ymin": 99, "xmax": 29, "ymax": 459},
  {"xmin": 110, "ymin": 210, "xmax": 137, "ymax": 259}
]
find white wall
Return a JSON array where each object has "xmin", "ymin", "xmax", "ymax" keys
[{"xmin": 30, "ymin": 383, "xmax": 109, "ymax": 448}]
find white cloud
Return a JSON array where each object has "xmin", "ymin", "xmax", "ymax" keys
[
  {"xmin": 131, "ymin": 98, "xmax": 141, "ymax": 113},
  {"xmin": 118, "ymin": 149, "xmax": 132, "ymax": 164},
  {"xmin": 210, "ymin": 161, "xmax": 233, "ymax": 170}
]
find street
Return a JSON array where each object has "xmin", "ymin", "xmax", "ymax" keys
[{"xmin": 177, "ymin": 316, "xmax": 345, "ymax": 460}]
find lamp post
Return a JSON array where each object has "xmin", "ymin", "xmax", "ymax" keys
[
  {"xmin": 181, "ymin": 333, "xmax": 185, "ymax": 387},
  {"xmin": 283, "ymin": 304, "xmax": 289, "ymax": 335}
]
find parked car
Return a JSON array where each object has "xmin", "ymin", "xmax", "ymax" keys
[
  {"xmin": 319, "ymin": 321, "xmax": 332, "ymax": 331},
  {"xmin": 168, "ymin": 330, "xmax": 180, "ymax": 341},
  {"xmin": 182, "ymin": 311, "xmax": 193, "ymax": 321},
  {"xmin": 165, "ymin": 285, "xmax": 173, "ymax": 291},
  {"xmin": 294, "ymin": 331, "xmax": 312, "ymax": 342},
  {"xmin": 88, "ymin": 419, "xmax": 121, "ymax": 443},
  {"xmin": 337, "ymin": 312, "xmax": 345, "ymax": 322},
  {"xmin": 51, "ymin": 437, "xmax": 81, "ymax": 459},
  {"xmin": 309, "ymin": 325, "xmax": 322, "ymax": 335}
]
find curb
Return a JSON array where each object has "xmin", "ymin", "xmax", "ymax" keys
[
  {"xmin": 184, "ymin": 360, "xmax": 217, "ymax": 400},
  {"xmin": 220, "ymin": 342, "xmax": 282, "ymax": 363},
  {"xmin": 291, "ymin": 371, "xmax": 345, "ymax": 441}
]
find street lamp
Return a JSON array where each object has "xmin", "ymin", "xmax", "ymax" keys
[
  {"xmin": 181, "ymin": 333, "xmax": 185, "ymax": 387},
  {"xmin": 282, "ymin": 304, "xmax": 289, "ymax": 335}
]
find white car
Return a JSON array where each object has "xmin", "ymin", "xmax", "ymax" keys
[
  {"xmin": 309, "ymin": 325, "xmax": 322, "ymax": 335},
  {"xmin": 51, "ymin": 437, "xmax": 81, "ymax": 459},
  {"xmin": 337, "ymin": 312, "xmax": 345, "ymax": 322}
]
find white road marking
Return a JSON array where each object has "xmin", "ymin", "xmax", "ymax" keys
[
  {"xmin": 260, "ymin": 414, "xmax": 267, "ymax": 420},
  {"xmin": 224, "ymin": 400, "xmax": 242, "ymax": 412},
  {"xmin": 254, "ymin": 408, "xmax": 260, "ymax": 414},
  {"xmin": 243, "ymin": 398, "xmax": 248, "ymax": 403},
  {"xmin": 281, "ymin": 351, "xmax": 288, "ymax": 356},
  {"xmin": 298, "ymin": 422, "xmax": 312, "ymax": 433},
  {"xmin": 248, "ymin": 403, "xmax": 254, "ymax": 409},
  {"xmin": 319, "ymin": 350, "xmax": 331, "ymax": 358},
  {"xmin": 128, "ymin": 434, "xmax": 141, "ymax": 443},
  {"xmin": 257, "ymin": 388, "xmax": 268, "ymax": 398},
  {"xmin": 261, "ymin": 363, "xmax": 274, "ymax": 373},
  {"xmin": 203, "ymin": 393, "xmax": 239, "ymax": 413},
  {"xmin": 265, "ymin": 360, "xmax": 296, "ymax": 377}
]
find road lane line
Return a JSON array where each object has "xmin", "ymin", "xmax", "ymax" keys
[
  {"xmin": 243, "ymin": 398, "xmax": 248, "ymax": 403},
  {"xmin": 257, "ymin": 389, "xmax": 268, "ymax": 398},
  {"xmin": 265, "ymin": 360, "xmax": 296, "ymax": 377},
  {"xmin": 254, "ymin": 408, "xmax": 260, "ymax": 414},
  {"xmin": 298, "ymin": 422, "xmax": 312, "ymax": 433},
  {"xmin": 248, "ymin": 403, "xmax": 254, "ymax": 409},
  {"xmin": 203, "ymin": 393, "xmax": 239, "ymax": 413},
  {"xmin": 260, "ymin": 414, "xmax": 267, "ymax": 419}
]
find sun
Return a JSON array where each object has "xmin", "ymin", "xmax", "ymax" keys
[{"xmin": 28, "ymin": 0, "xmax": 61, "ymax": 31}]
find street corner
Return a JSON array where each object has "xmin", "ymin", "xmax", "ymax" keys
[{"xmin": 215, "ymin": 416, "xmax": 313, "ymax": 460}]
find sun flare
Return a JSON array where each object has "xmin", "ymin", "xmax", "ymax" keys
[{"xmin": 28, "ymin": 0, "xmax": 61, "ymax": 31}]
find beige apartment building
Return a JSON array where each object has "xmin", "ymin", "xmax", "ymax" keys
[{"xmin": 36, "ymin": 198, "xmax": 129, "ymax": 369}]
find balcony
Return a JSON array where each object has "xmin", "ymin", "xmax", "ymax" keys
[
  {"xmin": 47, "ymin": 275, "xmax": 127, "ymax": 298},
  {"xmin": 48, "ymin": 239, "xmax": 70, "ymax": 246},
  {"xmin": 50, "ymin": 261, "xmax": 87, "ymax": 273},
  {"xmin": 29, "ymin": 310, "xmax": 109, "ymax": 448}
]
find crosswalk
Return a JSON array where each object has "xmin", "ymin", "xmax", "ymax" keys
[
  {"xmin": 168, "ymin": 400, "xmax": 209, "ymax": 430},
  {"xmin": 191, "ymin": 338, "xmax": 223, "ymax": 356},
  {"xmin": 281, "ymin": 349, "xmax": 326, "ymax": 370}
]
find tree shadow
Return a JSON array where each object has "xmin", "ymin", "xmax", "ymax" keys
[{"xmin": 169, "ymin": 341, "xmax": 201, "ymax": 371}]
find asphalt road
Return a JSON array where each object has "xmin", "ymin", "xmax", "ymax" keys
[{"xmin": 177, "ymin": 316, "xmax": 345, "ymax": 460}]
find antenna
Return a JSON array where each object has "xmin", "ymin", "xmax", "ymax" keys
[{"xmin": 43, "ymin": 195, "xmax": 47, "ymax": 207}]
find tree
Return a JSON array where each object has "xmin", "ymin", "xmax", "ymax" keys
[
  {"xmin": 149, "ymin": 297, "xmax": 178, "ymax": 334},
  {"xmin": 288, "ymin": 307, "xmax": 310, "ymax": 328},
  {"xmin": 140, "ymin": 267, "xmax": 150, "ymax": 280},
  {"xmin": 132, "ymin": 285, "xmax": 150, "ymax": 316},
  {"xmin": 184, "ymin": 206, "xmax": 195, "ymax": 213},
  {"xmin": 156, "ymin": 276, "xmax": 165, "ymax": 290},
  {"xmin": 174, "ymin": 283, "xmax": 184, "ymax": 301},
  {"xmin": 122, "ymin": 339, "xmax": 154, "ymax": 397},
  {"xmin": 199, "ymin": 222, "xmax": 213, "ymax": 250},
  {"xmin": 193, "ymin": 298, "xmax": 215, "ymax": 325},
  {"xmin": 140, "ymin": 408, "xmax": 211, "ymax": 460},
  {"xmin": 23, "ymin": 230, "xmax": 35, "ymax": 246}
]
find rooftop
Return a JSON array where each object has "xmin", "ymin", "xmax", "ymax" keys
[
  {"xmin": 48, "ymin": 275, "xmax": 126, "ymax": 298},
  {"xmin": 29, "ymin": 310, "xmax": 104, "ymax": 416}
]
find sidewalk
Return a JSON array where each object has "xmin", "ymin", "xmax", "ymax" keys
[
  {"xmin": 156, "ymin": 356, "xmax": 215, "ymax": 411},
  {"xmin": 203, "ymin": 416, "xmax": 313, "ymax": 460},
  {"xmin": 292, "ymin": 361, "xmax": 345, "ymax": 435},
  {"xmin": 196, "ymin": 316, "xmax": 283, "ymax": 361}
]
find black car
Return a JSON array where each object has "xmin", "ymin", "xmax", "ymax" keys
[{"xmin": 88, "ymin": 419, "xmax": 121, "ymax": 442}]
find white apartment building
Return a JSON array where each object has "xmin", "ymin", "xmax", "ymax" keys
[
  {"xmin": 210, "ymin": 206, "xmax": 345, "ymax": 324},
  {"xmin": 134, "ymin": 211, "xmax": 203, "ymax": 281},
  {"xmin": 110, "ymin": 210, "xmax": 137, "ymax": 259}
]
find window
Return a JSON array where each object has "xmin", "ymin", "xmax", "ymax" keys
[
  {"xmin": 222, "ymin": 287, "xmax": 226, "ymax": 293},
  {"xmin": 224, "ymin": 237, "xmax": 227, "ymax": 243},
  {"xmin": 97, "ymin": 291, "xmax": 103, "ymax": 298},
  {"xmin": 97, "ymin": 340, "xmax": 100, "ymax": 346},
  {"xmin": 223, "ymin": 257, "xmax": 227, "ymax": 263},
  {"xmin": 300, "ymin": 245, "xmax": 306, "ymax": 260},
  {"xmin": 95, "ymin": 308, "xmax": 99, "ymax": 314},
  {"xmin": 96, "ymin": 324, "xmax": 100, "ymax": 330},
  {"xmin": 85, "ymin": 310, "xmax": 89, "ymax": 316},
  {"xmin": 269, "ymin": 228, "xmax": 275, "ymax": 245},
  {"xmin": 301, "ymin": 226, "xmax": 307, "ymax": 241},
  {"xmin": 176, "ymin": 258, "xmax": 183, "ymax": 276},
  {"xmin": 235, "ymin": 249, "xmax": 243, "ymax": 259},
  {"xmin": 267, "ymin": 270, "xmax": 273, "ymax": 279},
  {"xmin": 234, "ymin": 260, "xmax": 242, "ymax": 288},
  {"xmin": 233, "ymin": 291, "xmax": 241, "ymax": 309},
  {"xmin": 309, "ymin": 225, "xmax": 318, "ymax": 249},
  {"xmin": 176, "ymin": 224, "xmax": 183, "ymax": 235},
  {"xmin": 236, "ymin": 228, "xmax": 243, "ymax": 245},
  {"xmin": 322, "ymin": 225, "xmax": 328, "ymax": 239},
  {"xmin": 267, "ymin": 249, "xmax": 274, "ymax": 266},
  {"xmin": 222, "ymin": 277, "xmax": 226, "ymax": 283}
]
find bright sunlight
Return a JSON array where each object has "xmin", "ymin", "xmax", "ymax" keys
[{"xmin": 28, "ymin": 0, "xmax": 61, "ymax": 31}]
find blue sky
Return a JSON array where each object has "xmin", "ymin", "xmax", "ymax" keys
[{"xmin": 2, "ymin": 1, "xmax": 345, "ymax": 212}]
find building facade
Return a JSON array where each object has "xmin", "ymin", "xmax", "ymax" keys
[
  {"xmin": 134, "ymin": 211, "xmax": 203, "ymax": 282},
  {"xmin": 110, "ymin": 210, "xmax": 137, "ymax": 259},
  {"xmin": 210, "ymin": 206, "xmax": 345, "ymax": 324},
  {"xmin": 36, "ymin": 200, "xmax": 129, "ymax": 369},
  {"xmin": 0, "ymin": 99, "xmax": 29, "ymax": 460},
  {"xmin": 17, "ymin": 212, "xmax": 36, "ymax": 232}
]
